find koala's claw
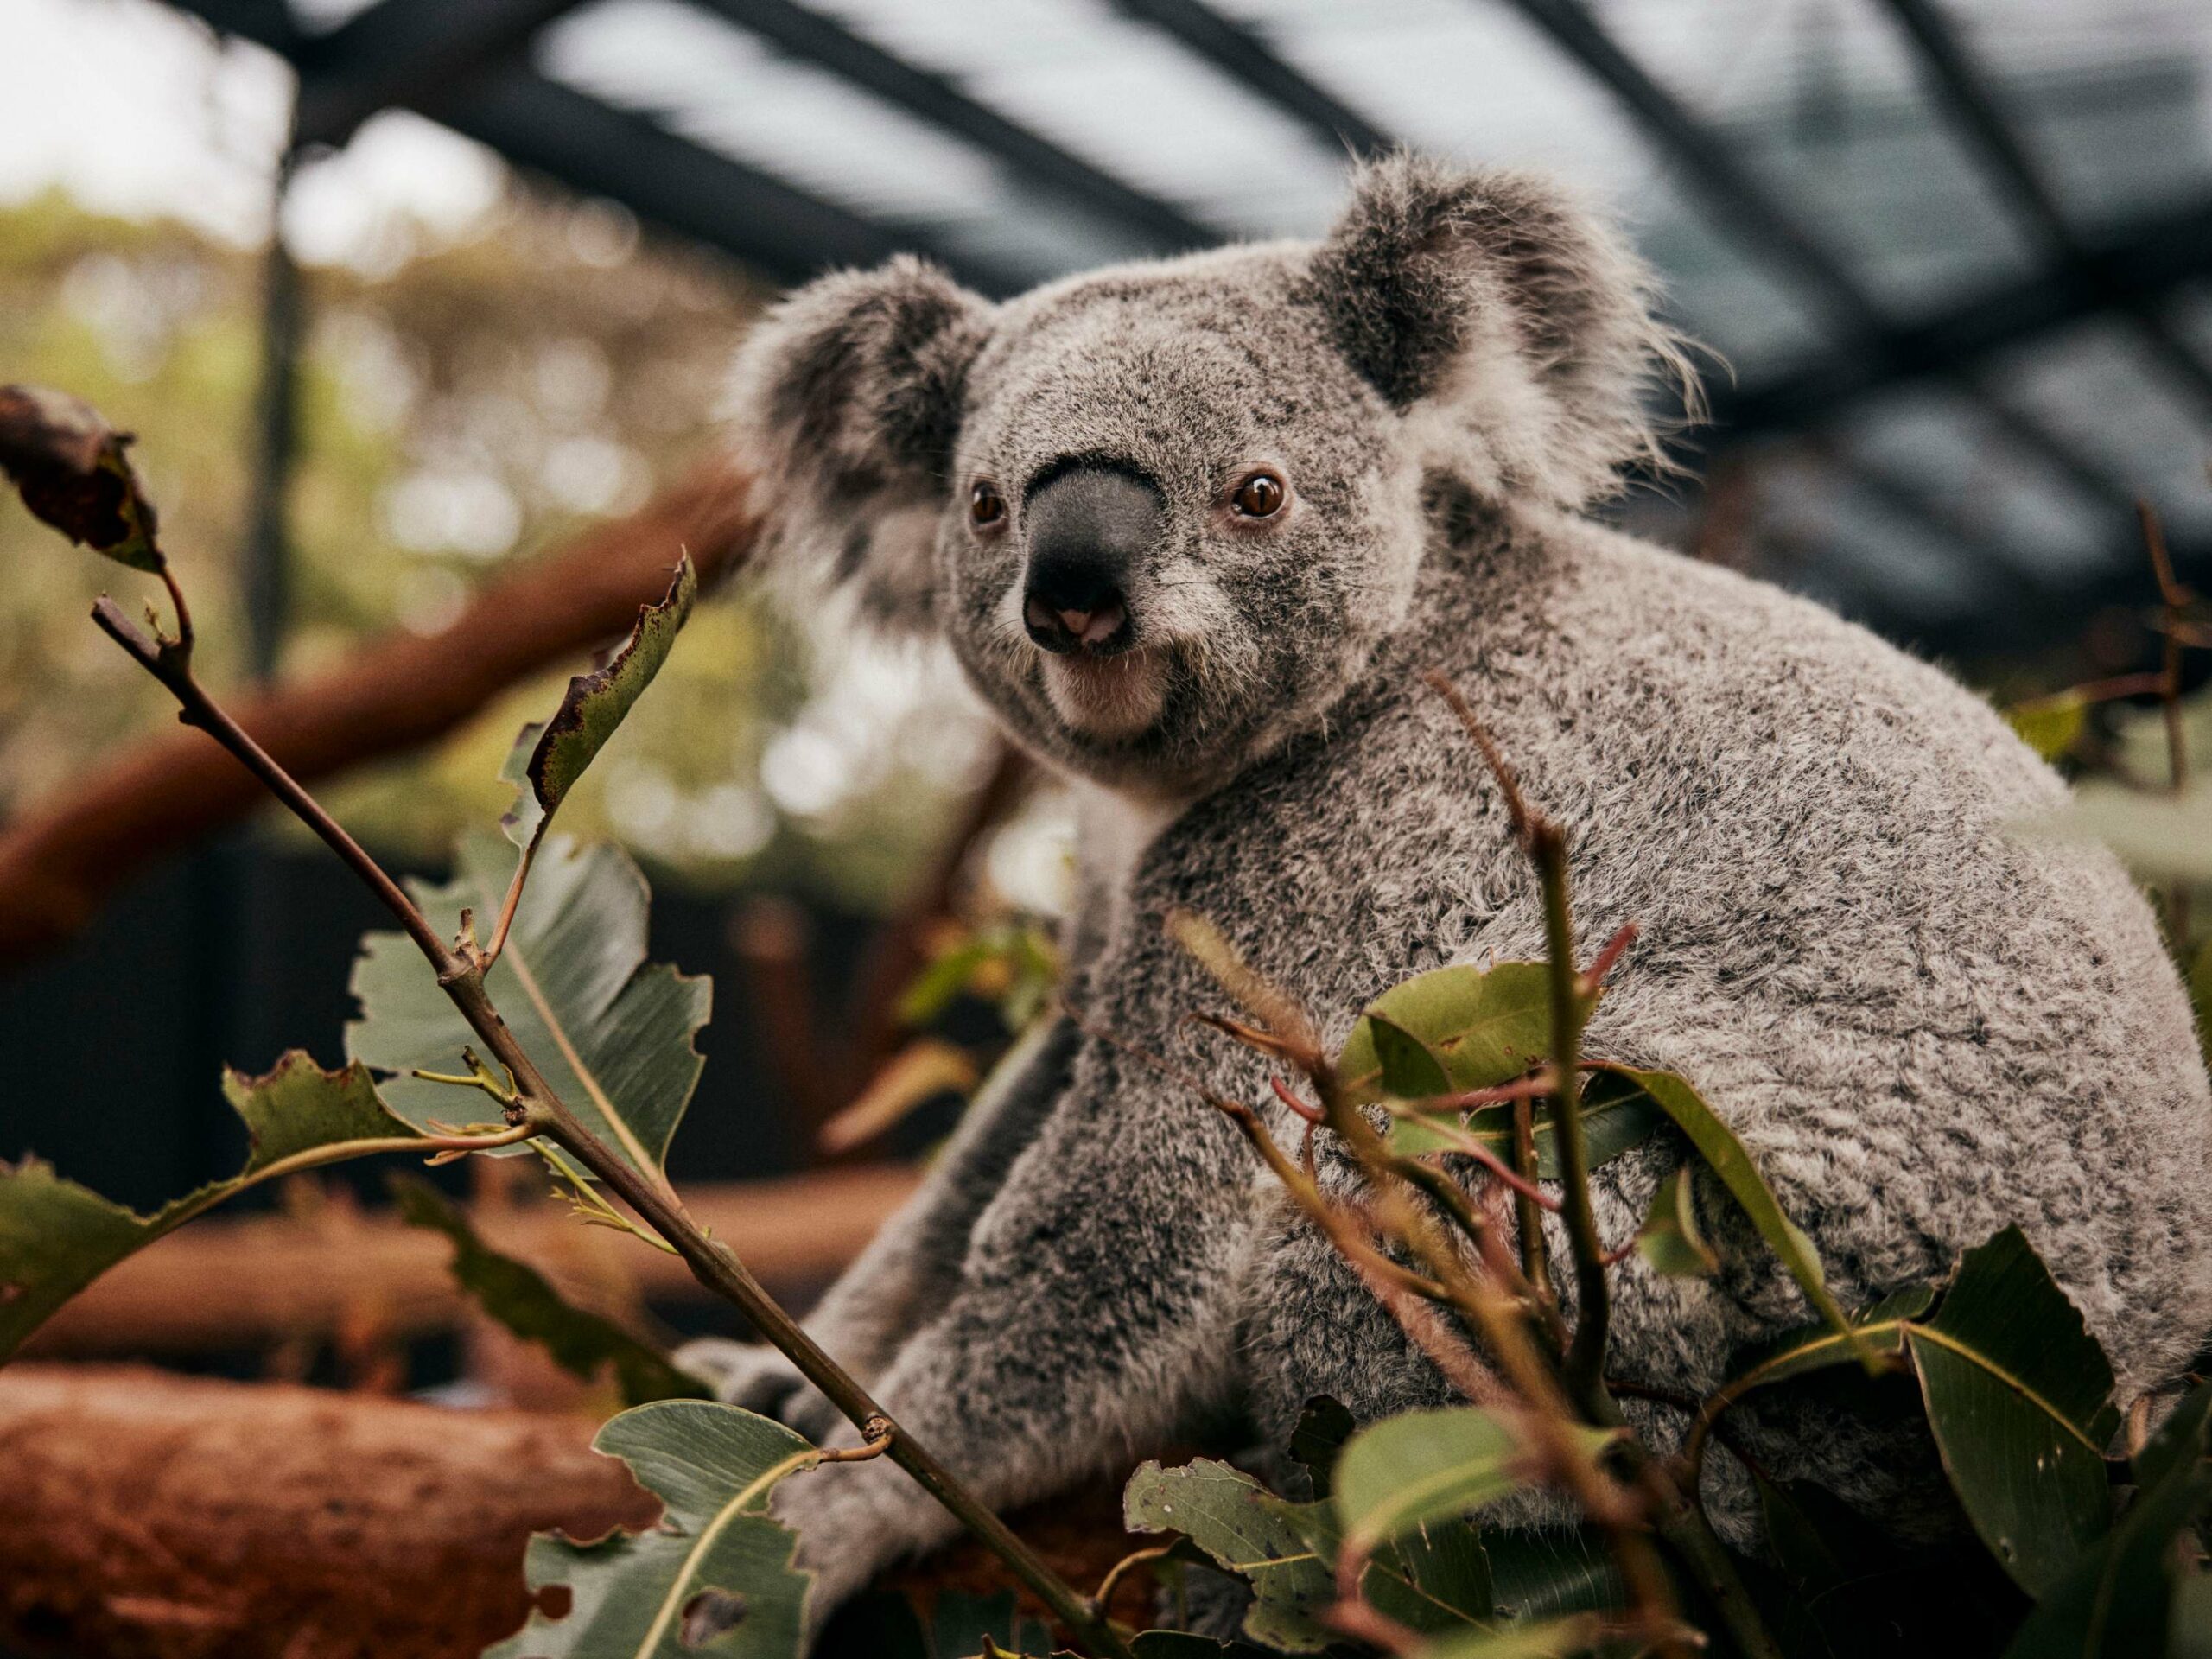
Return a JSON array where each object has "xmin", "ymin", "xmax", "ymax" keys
[{"xmin": 672, "ymin": 1339, "xmax": 848, "ymax": 1444}]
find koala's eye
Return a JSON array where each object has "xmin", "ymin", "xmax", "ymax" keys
[
  {"xmin": 969, "ymin": 480, "xmax": 1007, "ymax": 531},
  {"xmin": 1231, "ymin": 470, "xmax": 1287, "ymax": 519}
]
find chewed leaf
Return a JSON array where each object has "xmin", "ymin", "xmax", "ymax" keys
[
  {"xmin": 1909, "ymin": 1225, "xmax": 2120, "ymax": 1597},
  {"xmin": 349, "ymin": 835, "xmax": 709, "ymax": 1186},
  {"xmin": 0, "ymin": 1054, "xmax": 421, "ymax": 1361},
  {"xmin": 1124, "ymin": 1459, "xmax": 1336, "ymax": 1653},
  {"xmin": 1338, "ymin": 963, "xmax": 1559, "ymax": 1101},
  {"xmin": 1586, "ymin": 1064, "xmax": 1870, "ymax": 1368},
  {"xmin": 484, "ymin": 1399, "xmax": 817, "ymax": 1659},
  {"xmin": 502, "ymin": 557, "xmax": 696, "ymax": 856},
  {"xmin": 391, "ymin": 1176, "xmax": 709, "ymax": 1406},
  {"xmin": 0, "ymin": 384, "xmax": 163, "ymax": 570}
]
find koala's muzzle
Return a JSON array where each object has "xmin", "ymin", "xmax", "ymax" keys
[{"xmin": 1020, "ymin": 465, "xmax": 1160, "ymax": 657}]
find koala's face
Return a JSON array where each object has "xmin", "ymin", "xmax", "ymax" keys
[
  {"xmin": 730, "ymin": 157, "xmax": 1681, "ymax": 796},
  {"xmin": 936, "ymin": 251, "xmax": 1418, "ymax": 791}
]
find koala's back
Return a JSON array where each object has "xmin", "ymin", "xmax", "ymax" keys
[{"xmin": 1127, "ymin": 508, "xmax": 2212, "ymax": 1447}]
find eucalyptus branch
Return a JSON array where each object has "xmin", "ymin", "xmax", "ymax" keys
[{"xmin": 89, "ymin": 582, "xmax": 1133, "ymax": 1659}]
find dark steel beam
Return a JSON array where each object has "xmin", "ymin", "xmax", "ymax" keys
[
  {"xmin": 695, "ymin": 0, "xmax": 1214, "ymax": 255},
  {"xmin": 291, "ymin": 0, "xmax": 585, "ymax": 147},
  {"xmin": 1492, "ymin": 0, "xmax": 2141, "ymax": 518},
  {"xmin": 1713, "ymin": 194, "xmax": 2212, "ymax": 434},
  {"xmin": 1875, "ymin": 0, "xmax": 2212, "ymax": 421},
  {"xmin": 1106, "ymin": 0, "xmax": 1391, "ymax": 157}
]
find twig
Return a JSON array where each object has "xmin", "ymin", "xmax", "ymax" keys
[{"xmin": 89, "ymin": 588, "xmax": 1134, "ymax": 1659}]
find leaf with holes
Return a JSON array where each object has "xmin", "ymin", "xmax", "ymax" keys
[
  {"xmin": 501, "ymin": 558, "xmax": 696, "ymax": 860},
  {"xmin": 1, "ymin": 1053, "xmax": 423, "ymax": 1361},
  {"xmin": 1123, "ymin": 1459, "xmax": 1335, "ymax": 1653},
  {"xmin": 391, "ymin": 1176, "xmax": 709, "ymax": 1406},
  {"xmin": 348, "ymin": 834, "xmax": 709, "ymax": 1185},
  {"xmin": 1338, "ymin": 963, "xmax": 1560, "ymax": 1102},
  {"xmin": 1908, "ymin": 1225, "xmax": 2120, "ymax": 1597},
  {"xmin": 484, "ymin": 1399, "xmax": 818, "ymax": 1659},
  {"xmin": 1587, "ymin": 1064, "xmax": 1870, "ymax": 1365}
]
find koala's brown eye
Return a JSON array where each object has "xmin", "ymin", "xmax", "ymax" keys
[
  {"xmin": 969, "ymin": 480, "xmax": 1007, "ymax": 530},
  {"xmin": 1232, "ymin": 470, "xmax": 1287, "ymax": 519}
]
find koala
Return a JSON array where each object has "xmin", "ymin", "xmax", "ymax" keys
[{"xmin": 679, "ymin": 155, "xmax": 2212, "ymax": 1627}]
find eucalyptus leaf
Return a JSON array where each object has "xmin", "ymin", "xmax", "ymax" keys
[
  {"xmin": 502, "ymin": 557, "xmax": 696, "ymax": 858},
  {"xmin": 391, "ymin": 1176, "xmax": 709, "ymax": 1406},
  {"xmin": 1335, "ymin": 1408, "xmax": 1606, "ymax": 1554},
  {"xmin": 1413, "ymin": 1614, "xmax": 1603, "ymax": 1658},
  {"xmin": 1635, "ymin": 1165, "xmax": 1718, "ymax": 1277},
  {"xmin": 2004, "ymin": 692, "xmax": 2088, "ymax": 764},
  {"xmin": 1586, "ymin": 1064, "xmax": 1869, "ymax": 1366},
  {"xmin": 483, "ymin": 1399, "xmax": 818, "ymax": 1659},
  {"xmin": 1385, "ymin": 1065, "xmax": 1662, "ymax": 1176},
  {"xmin": 1123, "ymin": 1459, "xmax": 1335, "ymax": 1653},
  {"xmin": 1339, "ymin": 963, "xmax": 1560, "ymax": 1101},
  {"xmin": 1363, "ymin": 1521, "xmax": 1493, "ymax": 1635},
  {"xmin": 1, "ymin": 1053, "xmax": 422, "ymax": 1361},
  {"xmin": 1482, "ymin": 1530, "xmax": 1623, "ymax": 1622},
  {"xmin": 2002, "ymin": 1381, "xmax": 2212, "ymax": 1658},
  {"xmin": 1718, "ymin": 1287, "xmax": 1934, "ymax": 1397},
  {"xmin": 1908, "ymin": 1225, "xmax": 2120, "ymax": 1597},
  {"xmin": 349, "ymin": 834, "xmax": 709, "ymax": 1185}
]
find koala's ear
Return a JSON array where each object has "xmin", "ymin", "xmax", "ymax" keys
[
  {"xmin": 727, "ymin": 256, "xmax": 995, "ymax": 634},
  {"xmin": 1305, "ymin": 154, "xmax": 1694, "ymax": 508}
]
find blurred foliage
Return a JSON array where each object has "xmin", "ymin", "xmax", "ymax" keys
[{"xmin": 0, "ymin": 184, "xmax": 999, "ymax": 911}]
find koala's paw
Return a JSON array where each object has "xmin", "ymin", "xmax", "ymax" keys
[{"xmin": 671, "ymin": 1339, "xmax": 843, "ymax": 1443}]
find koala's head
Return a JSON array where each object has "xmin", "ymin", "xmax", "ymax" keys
[{"xmin": 728, "ymin": 155, "xmax": 1688, "ymax": 796}]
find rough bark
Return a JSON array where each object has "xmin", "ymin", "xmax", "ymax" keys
[
  {"xmin": 22, "ymin": 1166, "xmax": 916, "ymax": 1358},
  {"xmin": 0, "ymin": 458, "xmax": 758, "ymax": 969}
]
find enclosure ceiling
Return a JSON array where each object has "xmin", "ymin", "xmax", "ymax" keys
[{"xmin": 162, "ymin": 0, "xmax": 2212, "ymax": 660}]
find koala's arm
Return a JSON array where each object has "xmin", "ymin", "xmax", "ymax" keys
[
  {"xmin": 770, "ymin": 1016, "xmax": 1262, "ymax": 1623},
  {"xmin": 677, "ymin": 1014, "xmax": 1079, "ymax": 1422}
]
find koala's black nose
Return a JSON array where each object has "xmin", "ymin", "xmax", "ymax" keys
[{"xmin": 1020, "ymin": 465, "xmax": 1160, "ymax": 656}]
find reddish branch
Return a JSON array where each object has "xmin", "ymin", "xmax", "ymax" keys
[{"xmin": 0, "ymin": 458, "xmax": 758, "ymax": 968}]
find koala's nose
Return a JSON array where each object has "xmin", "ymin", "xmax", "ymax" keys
[{"xmin": 1020, "ymin": 465, "xmax": 1160, "ymax": 657}]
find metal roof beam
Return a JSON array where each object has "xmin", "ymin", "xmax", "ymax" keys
[
  {"xmin": 694, "ymin": 0, "xmax": 1215, "ymax": 256},
  {"xmin": 1106, "ymin": 0, "xmax": 1392, "ymax": 158},
  {"xmin": 1491, "ymin": 0, "xmax": 2141, "ymax": 519},
  {"xmin": 291, "ymin": 0, "xmax": 585, "ymax": 147},
  {"xmin": 1875, "ymin": 0, "xmax": 2212, "ymax": 422}
]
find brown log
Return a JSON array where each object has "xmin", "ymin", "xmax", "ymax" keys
[
  {"xmin": 24, "ymin": 1166, "xmax": 915, "ymax": 1358},
  {"xmin": 0, "ymin": 1364, "xmax": 1159, "ymax": 1659},
  {"xmin": 0, "ymin": 457, "xmax": 758, "ymax": 969},
  {"xmin": 0, "ymin": 1363, "xmax": 659, "ymax": 1659}
]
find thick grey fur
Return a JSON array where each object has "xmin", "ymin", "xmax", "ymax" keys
[{"xmin": 683, "ymin": 154, "xmax": 2212, "ymax": 1630}]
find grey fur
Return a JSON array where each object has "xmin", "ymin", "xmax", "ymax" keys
[{"xmin": 688, "ymin": 154, "xmax": 2212, "ymax": 1629}]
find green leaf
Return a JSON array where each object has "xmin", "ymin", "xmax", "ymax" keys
[
  {"xmin": 391, "ymin": 1176, "xmax": 709, "ymax": 1406},
  {"xmin": 0, "ymin": 384, "xmax": 164, "ymax": 570},
  {"xmin": 1482, "ymin": 1530, "xmax": 1623, "ymax": 1622},
  {"xmin": 1363, "ymin": 1522, "xmax": 1493, "ymax": 1635},
  {"xmin": 1335, "ymin": 1408, "xmax": 1605, "ymax": 1554},
  {"xmin": 1716, "ymin": 1287, "xmax": 1933, "ymax": 1397},
  {"xmin": 502, "ymin": 558, "xmax": 696, "ymax": 858},
  {"xmin": 1908, "ymin": 1225, "xmax": 2120, "ymax": 1596},
  {"xmin": 1123, "ymin": 1459, "xmax": 1336, "ymax": 1653},
  {"xmin": 1635, "ymin": 1165, "xmax": 1718, "ymax": 1277},
  {"xmin": 0, "ymin": 1053, "xmax": 423, "ymax": 1361},
  {"xmin": 1587, "ymin": 1064, "xmax": 1870, "ymax": 1367},
  {"xmin": 484, "ymin": 1399, "xmax": 818, "ymax": 1659},
  {"xmin": 1410, "ymin": 1614, "xmax": 1603, "ymax": 1658},
  {"xmin": 2005, "ymin": 692, "xmax": 2088, "ymax": 764},
  {"xmin": 1288, "ymin": 1394, "xmax": 1357, "ymax": 1500},
  {"xmin": 2003, "ymin": 1380, "xmax": 2212, "ymax": 1658},
  {"xmin": 1339, "ymin": 963, "xmax": 1559, "ymax": 1100},
  {"xmin": 1385, "ymin": 1065, "xmax": 1662, "ymax": 1176},
  {"xmin": 1370, "ymin": 1014, "xmax": 1452, "ymax": 1098},
  {"xmin": 349, "ymin": 835, "xmax": 709, "ymax": 1185}
]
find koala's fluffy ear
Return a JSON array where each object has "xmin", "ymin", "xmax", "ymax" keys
[
  {"xmin": 1306, "ymin": 154, "xmax": 1694, "ymax": 508},
  {"xmin": 727, "ymin": 256, "xmax": 995, "ymax": 634}
]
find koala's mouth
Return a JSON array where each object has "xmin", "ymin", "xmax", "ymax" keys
[{"xmin": 1039, "ymin": 646, "xmax": 1169, "ymax": 740}]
